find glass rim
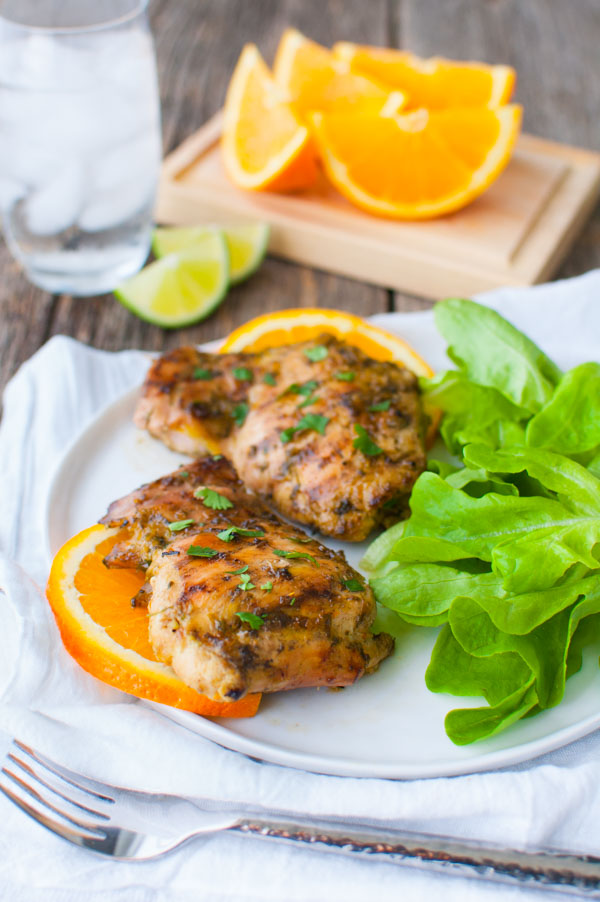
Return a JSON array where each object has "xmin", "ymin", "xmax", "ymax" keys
[{"xmin": 0, "ymin": 0, "xmax": 149, "ymax": 35}]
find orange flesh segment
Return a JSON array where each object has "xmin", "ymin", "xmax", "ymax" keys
[
  {"xmin": 46, "ymin": 526, "xmax": 261, "ymax": 718},
  {"xmin": 311, "ymin": 104, "xmax": 521, "ymax": 219},
  {"xmin": 222, "ymin": 43, "xmax": 318, "ymax": 191},
  {"xmin": 273, "ymin": 28, "xmax": 399, "ymax": 116},
  {"xmin": 334, "ymin": 44, "xmax": 516, "ymax": 109}
]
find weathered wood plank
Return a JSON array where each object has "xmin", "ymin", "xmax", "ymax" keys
[{"xmin": 0, "ymin": 252, "xmax": 55, "ymax": 394}]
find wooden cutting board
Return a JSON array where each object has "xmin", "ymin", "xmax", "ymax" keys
[{"xmin": 155, "ymin": 112, "xmax": 600, "ymax": 299}]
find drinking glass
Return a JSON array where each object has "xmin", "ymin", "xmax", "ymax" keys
[{"xmin": 0, "ymin": 0, "xmax": 161, "ymax": 295}]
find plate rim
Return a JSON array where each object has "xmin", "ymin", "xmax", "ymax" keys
[
  {"xmin": 43, "ymin": 375, "xmax": 600, "ymax": 780},
  {"xmin": 148, "ymin": 700, "xmax": 600, "ymax": 779}
]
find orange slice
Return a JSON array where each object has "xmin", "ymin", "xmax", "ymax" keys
[
  {"xmin": 310, "ymin": 104, "xmax": 521, "ymax": 219},
  {"xmin": 334, "ymin": 43, "xmax": 516, "ymax": 110},
  {"xmin": 219, "ymin": 307, "xmax": 434, "ymax": 378},
  {"xmin": 273, "ymin": 28, "xmax": 405, "ymax": 116},
  {"xmin": 222, "ymin": 44, "xmax": 318, "ymax": 192},
  {"xmin": 46, "ymin": 525, "xmax": 260, "ymax": 718}
]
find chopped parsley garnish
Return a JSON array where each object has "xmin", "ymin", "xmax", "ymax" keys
[
  {"xmin": 193, "ymin": 367, "xmax": 215, "ymax": 380},
  {"xmin": 187, "ymin": 545, "xmax": 218, "ymax": 558},
  {"xmin": 297, "ymin": 413, "xmax": 329, "ymax": 434},
  {"xmin": 168, "ymin": 519, "xmax": 195, "ymax": 532},
  {"xmin": 218, "ymin": 526, "xmax": 266, "ymax": 542},
  {"xmin": 289, "ymin": 597, "xmax": 296, "ymax": 605},
  {"xmin": 238, "ymin": 572, "xmax": 256, "ymax": 591},
  {"xmin": 179, "ymin": 470, "xmax": 189, "ymax": 478},
  {"xmin": 336, "ymin": 371, "xmax": 355, "ymax": 382},
  {"xmin": 353, "ymin": 424, "xmax": 383, "ymax": 456},
  {"xmin": 236, "ymin": 611, "xmax": 264, "ymax": 629},
  {"xmin": 369, "ymin": 400, "xmax": 391, "ymax": 412},
  {"xmin": 274, "ymin": 549, "xmax": 318, "ymax": 566},
  {"xmin": 304, "ymin": 345, "xmax": 328, "ymax": 362},
  {"xmin": 227, "ymin": 565, "xmax": 249, "ymax": 575},
  {"xmin": 261, "ymin": 581, "xmax": 273, "ymax": 591},
  {"xmin": 263, "ymin": 373, "xmax": 277, "ymax": 386},
  {"xmin": 280, "ymin": 412, "xmax": 329, "ymax": 443},
  {"xmin": 282, "ymin": 380, "xmax": 318, "ymax": 398},
  {"xmin": 232, "ymin": 402, "xmax": 249, "ymax": 426},
  {"xmin": 212, "ymin": 454, "xmax": 223, "ymax": 461},
  {"xmin": 194, "ymin": 486, "xmax": 234, "ymax": 510},
  {"xmin": 343, "ymin": 578, "xmax": 365, "ymax": 591},
  {"xmin": 297, "ymin": 394, "xmax": 319, "ymax": 409},
  {"xmin": 233, "ymin": 366, "xmax": 253, "ymax": 381}
]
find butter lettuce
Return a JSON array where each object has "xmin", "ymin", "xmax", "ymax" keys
[
  {"xmin": 434, "ymin": 298, "xmax": 562, "ymax": 412},
  {"xmin": 526, "ymin": 362, "xmax": 600, "ymax": 456},
  {"xmin": 422, "ymin": 370, "xmax": 528, "ymax": 454},
  {"xmin": 366, "ymin": 297, "xmax": 600, "ymax": 744}
]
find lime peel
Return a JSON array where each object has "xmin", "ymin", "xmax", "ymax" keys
[
  {"xmin": 152, "ymin": 223, "xmax": 269, "ymax": 285},
  {"xmin": 115, "ymin": 233, "xmax": 230, "ymax": 329}
]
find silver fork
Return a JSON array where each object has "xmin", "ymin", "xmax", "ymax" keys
[{"xmin": 3, "ymin": 739, "xmax": 600, "ymax": 896}]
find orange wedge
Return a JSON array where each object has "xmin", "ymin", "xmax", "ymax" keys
[
  {"xmin": 46, "ymin": 525, "xmax": 260, "ymax": 718},
  {"xmin": 219, "ymin": 307, "xmax": 434, "ymax": 378},
  {"xmin": 334, "ymin": 43, "xmax": 516, "ymax": 110},
  {"xmin": 222, "ymin": 43, "xmax": 318, "ymax": 192},
  {"xmin": 273, "ymin": 28, "xmax": 405, "ymax": 116},
  {"xmin": 310, "ymin": 104, "xmax": 521, "ymax": 219}
]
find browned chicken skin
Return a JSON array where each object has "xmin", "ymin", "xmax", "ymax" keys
[
  {"xmin": 134, "ymin": 335, "xmax": 427, "ymax": 541},
  {"xmin": 100, "ymin": 458, "xmax": 394, "ymax": 702}
]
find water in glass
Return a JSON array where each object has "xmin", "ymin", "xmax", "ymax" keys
[{"xmin": 0, "ymin": 1, "xmax": 161, "ymax": 295}]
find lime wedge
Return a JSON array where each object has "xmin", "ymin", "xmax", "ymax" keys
[
  {"xmin": 223, "ymin": 223, "xmax": 270, "ymax": 283},
  {"xmin": 115, "ymin": 232, "xmax": 229, "ymax": 329},
  {"xmin": 153, "ymin": 223, "xmax": 269, "ymax": 284}
]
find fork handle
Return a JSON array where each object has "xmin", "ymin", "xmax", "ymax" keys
[{"xmin": 232, "ymin": 816, "xmax": 600, "ymax": 895}]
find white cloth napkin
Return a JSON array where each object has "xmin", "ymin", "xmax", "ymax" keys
[{"xmin": 1, "ymin": 270, "xmax": 600, "ymax": 902}]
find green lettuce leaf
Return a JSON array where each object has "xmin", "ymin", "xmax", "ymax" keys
[
  {"xmin": 474, "ymin": 571, "xmax": 600, "ymax": 635},
  {"xmin": 400, "ymin": 472, "xmax": 576, "ymax": 563},
  {"xmin": 463, "ymin": 444, "xmax": 600, "ymax": 515},
  {"xmin": 445, "ymin": 466, "xmax": 519, "ymax": 498},
  {"xmin": 422, "ymin": 370, "xmax": 528, "ymax": 454},
  {"xmin": 449, "ymin": 585, "xmax": 600, "ymax": 709},
  {"xmin": 445, "ymin": 681, "xmax": 538, "ymax": 746},
  {"xmin": 434, "ymin": 298, "xmax": 561, "ymax": 412},
  {"xmin": 370, "ymin": 563, "xmax": 500, "ymax": 621},
  {"xmin": 425, "ymin": 625, "xmax": 532, "ymax": 704},
  {"xmin": 589, "ymin": 453, "xmax": 600, "ymax": 480},
  {"xmin": 364, "ymin": 297, "xmax": 600, "ymax": 745},
  {"xmin": 526, "ymin": 362, "xmax": 600, "ymax": 456}
]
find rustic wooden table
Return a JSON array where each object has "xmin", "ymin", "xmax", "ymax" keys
[{"xmin": 1, "ymin": 0, "xmax": 599, "ymax": 396}]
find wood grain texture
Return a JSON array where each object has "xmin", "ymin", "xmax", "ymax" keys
[
  {"xmin": 0, "ymin": 254, "xmax": 57, "ymax": 389},
  {"xmin": 1, "ymin": 0, "xmax": 599, "ymax": 395}
]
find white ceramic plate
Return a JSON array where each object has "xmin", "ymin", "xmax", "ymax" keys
[{"xmin": 45, "ymin": 383, "xmax": 600, "ymax": 781}]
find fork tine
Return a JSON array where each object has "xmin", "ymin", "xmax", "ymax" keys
[
  {"xmin": 0, "ymin": 780, "xmax": 105, "ymax": 847},
  {"xmin": 1, "ymin": 766, "xmax": 107, "ymax": 835},
  {"xmin": 13, "ymin": 741, "xmax": 115, "ymax": 803},
  {"xmin": 7, "ymin": 753, "xmax": 111, "ymax": 821}
]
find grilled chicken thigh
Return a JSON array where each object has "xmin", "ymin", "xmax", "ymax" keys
[
  {"xmin": 100, "ymin": 458, "xmax": 394, "ymax": 702},
  {"xmin": 135, "ymin": 335, "xmax": 426, "ymax": 540}
]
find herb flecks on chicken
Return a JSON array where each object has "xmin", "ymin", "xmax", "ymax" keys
[
  {"xmin": 134, "ymin": 335, "xmax": 427, "ymax": 541},
  {"xmin": 100, "ymin": 458, "xmax": 394, "ymax": 702}
]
